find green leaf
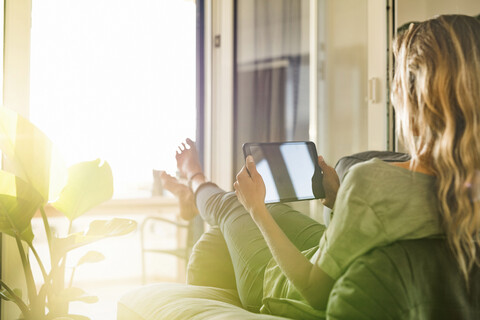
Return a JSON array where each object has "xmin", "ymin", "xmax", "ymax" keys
[
  {"xmin": 54, "ymin": 218, "xmax": 137, "ymax": 257},
  {"xmin": 13, "ymin": 288, "xmax": 22, "ymax": 300},
  {"xmin": 0, "ymin": 171, "xmax": 43, "ymax": 243},
  {"xmin": 75, "ymin": 295, "xmax": 99, "ymax": 304},
  {"xmin": 56, "ymin": 287, "xmax": 98, "ymax": 304},
  {"xmin": 0, "ymin": 290, "xmax": 9, "ymax": 301},
  {"xmin": 69, "ymin": 315, "xmax": 91, "ymax": 320},
  {"xmin": 76, "ymin": 251, "xmax": 105, "ymax": 267},
  {"xmin": 0, "ymin": 106, "xmax": 67, "ymax": 203},
  {"xmin": 0, "ymin": 288, "xmax": 22, "ymax": 301},
  {"xmin": 52, "ymin": 159, "xmax": 113, "ymax": 221},
  {"xmin": 53, "ymin": 315, "xmax": 90, "ymax": 320},
  {"xmin": 86, "ymin": 218, "xmax": 137, "ymax": 237}
]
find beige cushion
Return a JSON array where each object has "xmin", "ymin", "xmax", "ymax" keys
[{"xmin": 117, "ymin": 283, "xmax": 289, "ymax": 320}]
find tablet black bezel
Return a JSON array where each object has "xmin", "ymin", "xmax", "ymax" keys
[{"xmin": 242, "ymin": 141, "xmax": 325, "ymax": 204}]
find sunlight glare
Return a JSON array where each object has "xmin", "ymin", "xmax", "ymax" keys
[{"xmin": 29, "ymin": 0, "xmax": 196, "ymax": 198}]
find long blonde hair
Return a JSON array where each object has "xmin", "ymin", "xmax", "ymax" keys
[{"xmin": 392, "ymin": 15, "xmax": 480, "ymax": 281}]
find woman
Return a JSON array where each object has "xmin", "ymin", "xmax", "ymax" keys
[{"xmin": 160, "ymin": 14, "xmax": 480, "ymax": 316}]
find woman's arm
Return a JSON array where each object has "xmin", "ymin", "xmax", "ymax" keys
[
  {"xmin": 254, "ymin": 205, "xmax": 334, "ymax": 309},
  {"xmin": 234, "ymin": 156, "xmax": 337, "ymax": 309}
]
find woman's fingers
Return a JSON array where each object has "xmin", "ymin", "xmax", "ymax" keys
[
  {"xmin": 317, "ymin": 155, "xmax": 340, "ymax": 209},
  {"xmin": 317, "ymin": 156, "xmax": 331, "ymax": 172},
  {"xmin": 236, "ymin": 165, "xmax": 249, "ymax": 183},
  {"xmin": 245, "ymin": 155, "xmax": 259, "ymax": 180},
  {"xmin": 236, "ymin": 156, "xmax": 259, "ymax": 183},
  {"xmin": 318, "ymin": 156, "xmax": 338, "ymax": 179},
  {"xmin": 234, "ymin": 156, "xmax": 266, "ymax": 209}
]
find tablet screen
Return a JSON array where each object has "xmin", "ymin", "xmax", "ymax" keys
[{"xmin": 243, "ymin": 141, "xmax": 324, "ymax": 203}]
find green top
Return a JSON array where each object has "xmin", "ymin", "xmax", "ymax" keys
[{"xmin": 260, "ymin": 158, "xmax": 443, "ymax": 319}]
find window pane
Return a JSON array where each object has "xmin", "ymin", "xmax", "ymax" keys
[
  {"xmin": 234, "ymin": 0, "xmax": 311, "ymax": 178},
  {"xmin": 29, "ymin": 0, "xmax": 196, "ymax": 198}
]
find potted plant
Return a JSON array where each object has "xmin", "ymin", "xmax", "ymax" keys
[{"xmin": 0, "ymin": 106, "xmax": 137, "ymax": 319}]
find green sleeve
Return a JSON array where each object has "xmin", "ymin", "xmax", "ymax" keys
[{"xmin": 314, "ymin": 169, "xmax": 389, "ymax": 280}]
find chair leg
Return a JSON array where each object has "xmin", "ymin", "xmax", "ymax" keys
[{"xmin": 140, "ymin": 219, "xmax": 148, "ymax": 284}]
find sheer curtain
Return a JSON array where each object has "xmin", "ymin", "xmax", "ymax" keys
[{"xmin": 234, "ymin": 0, "xmax": 310, "ymax": 176}]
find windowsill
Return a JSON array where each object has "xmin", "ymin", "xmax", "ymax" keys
[{"xmin": 38, "ymin": 196, "xmax": 179, "ymax": 217}]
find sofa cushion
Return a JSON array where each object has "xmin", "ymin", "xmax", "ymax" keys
[
  {"xmin": 327, "ymin": 238, "xmax": 480, "ymax": 320},
  {"xmin": 334, "ymin": 151, "xmax": 411, "ymax": 183},
  {"xmin": 117, "ymin": 282, "xmax": 291, "ymax": 320}
]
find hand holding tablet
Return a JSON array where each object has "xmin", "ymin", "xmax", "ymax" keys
[{"xmin": 242, "ymin": 141, "xmax": 325, "ymax": 203}]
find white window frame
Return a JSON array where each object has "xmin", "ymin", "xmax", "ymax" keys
[
  {"xmin": 2, "ymin": 1, "xmax": 30, "ymax": 318},
  {"xmin": 367, "ymin": 0, "xmax": 389, "ymax": 151},
  {"xmin": 204, "ymin": 0, "xmax": 234, "ymax": 190}
]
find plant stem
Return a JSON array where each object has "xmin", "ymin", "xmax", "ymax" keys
[
  {"xmin": 14, "ymin": 233, "xmax": 39, "ymax": 314},
  {"xmin": 68, "ymin": 267, "xmax": 76, "ymax": 288},
  {"xmin": 61, "ymin": 220, "xmax": 74, "ymax": 284},
  {"xmin": 50, "ymin": 219, "xmax": 74, "ymax": 316},
  {"xmin": 62, "ymin": 220, "xmax": 74, "ymax": 288},
  {"xmin": 37, "ymin": 281, "xmax": 50, "ymax": 316},
  {"xmin": 0, "ymin": 279, "xmax": 30, "ymax": 316},
  {"xmin": 68, "ymin": 218, "xmax": 73, "ymax": 235},
  {"xmin": 29, "ymin": 243, "xmax": 48, "ymax": 282},
  {"xmin": 39, "ymin": 206, "xmax": 54, "ymax": 266}
]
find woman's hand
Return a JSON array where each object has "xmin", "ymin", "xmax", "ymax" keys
[
  {"xmin": 318, "ymin": 156, "xmax": 340, "ymax": 209},
  {"xmin": 233, "ymin": 155, "xmax": 267, "ymax": 221}
]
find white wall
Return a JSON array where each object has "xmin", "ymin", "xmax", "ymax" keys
[
  {"xmin": 319, "ymin": 0, "xmax": 371, "ymax": 163},
  {"xmin": 397, "ymin": 0, "xmax": 480, "ymax": 26}
]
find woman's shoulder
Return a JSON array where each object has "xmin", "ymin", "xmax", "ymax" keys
[
  {"xmin": 344, "ymin": 157, "xmax": 393, "ymax": 180},
  {"xmin": 342, "ymin": 157, "xmax": 435, "ymax": 196}
]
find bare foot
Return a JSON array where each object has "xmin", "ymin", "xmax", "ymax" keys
[
  {"xmin": 176, "ymin": 138, "xmax": 203, "ymax": 180},
  {"xmin": 157, "ymin": 171, "xmax": 199, "ymax": 221}
]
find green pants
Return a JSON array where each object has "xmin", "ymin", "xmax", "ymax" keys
[{"xmin": 192, "ymin": 182, "xmax": 325, "ymax": 312}]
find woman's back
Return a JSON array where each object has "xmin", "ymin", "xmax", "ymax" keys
[
  {"xmin": 311, "ymin": 158, "xmax": 441, "ymax": 279},
  {"xmin": 392, "ymin": 14, "xmax": 480, "ymax": 280}
]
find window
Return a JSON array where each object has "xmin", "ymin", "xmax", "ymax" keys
[
  {"xmin": 23, "ymin": 2, "xmax": 198, "ymax": 318},
  {"xmin": 29, "ymin": 0, "xmax": 197, "ymax": 199}
]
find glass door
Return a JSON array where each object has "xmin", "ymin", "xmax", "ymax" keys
[
  {"xmin": 234, "ymin": 0, "xmax": 311, "ymax": 175},
  {"xmin": 233, "ymin": 0, "xmax": 370, "ymax": 220}
]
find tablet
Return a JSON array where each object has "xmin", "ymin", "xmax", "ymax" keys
[{"xmin": 243, "ymin": 141, "xmax": 325, "ymax": 203}]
